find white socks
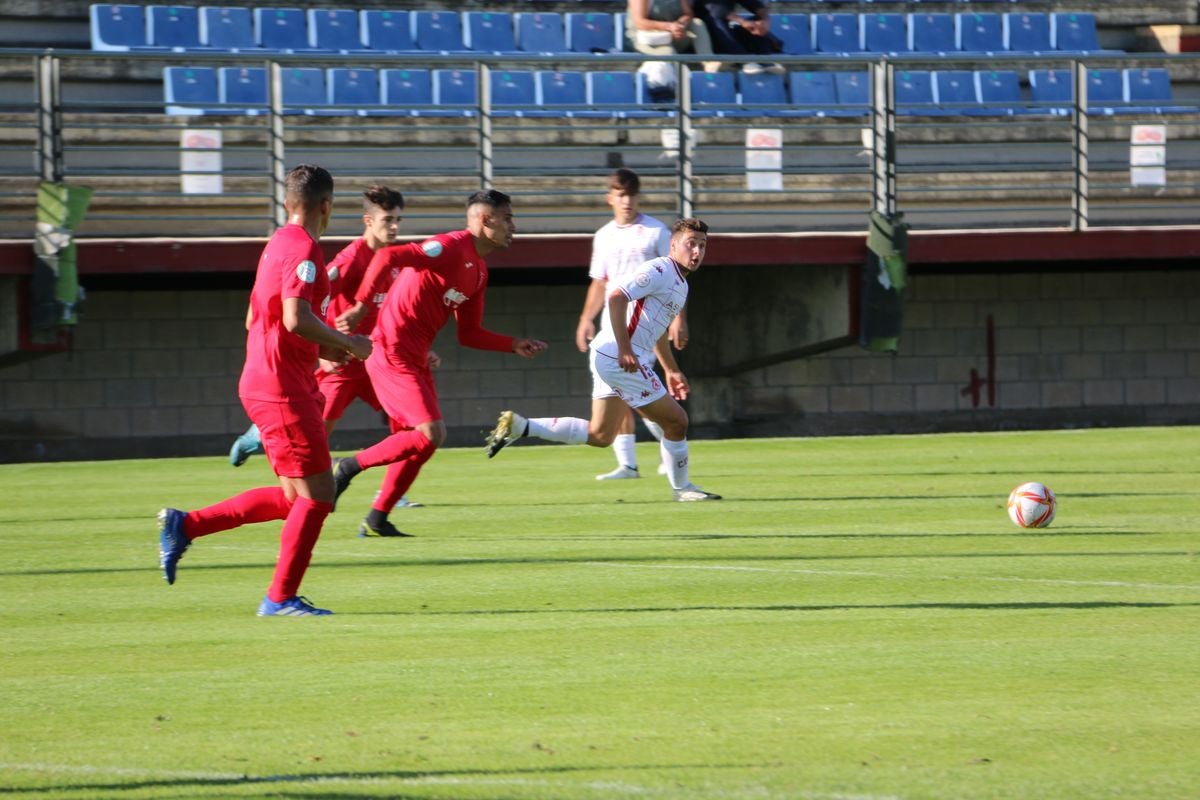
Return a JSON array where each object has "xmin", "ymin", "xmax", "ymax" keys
[
  {"xmin": 641, "ymin": 418, "xmax": 665, "ymax": 442},
  {"xmin": 659, "ymin": 437, "xmax": 689, "ymax": 490},
  {"xmin": 526, "ymin": 416, "xmax": 589, "ymax": 446},
  {"xmin": 611, "ymin": 433, "xmax": 637, "ymax": 469}
]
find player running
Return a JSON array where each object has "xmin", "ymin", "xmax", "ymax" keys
[
  {"xmin": 486, "ymin": 217, "xmax": 720, "ymax": 502},
  {"xmin": 226, "ymin": 187, "xmax": 425, "ymax": 509},
  {"xmin": 331, "ymin": 189, "xmax": 548, "ymax": 536},
  {"xmin": 576, "ymin": 168, "xmax": 687, "ymax": 481},
  {"xmin": 157, "ymin": 164, "xmax": 373, "ymax": 616}
]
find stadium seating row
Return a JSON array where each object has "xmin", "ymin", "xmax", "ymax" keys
[
  {"xmin": 93, "ymin": 5, "xmax": 621, "ymax": 54},
  {"xmin": 164, "ymin": 65, "xmax": 1185, "ymax": 118},
  {"xmin": 93, "ymin": 4, "xmax": 1112, "ymax": 57}
]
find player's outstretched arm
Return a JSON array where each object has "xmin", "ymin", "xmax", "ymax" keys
[{"xmin": 512, "ymin": 338, "xmax": 548, "ymax": 359}]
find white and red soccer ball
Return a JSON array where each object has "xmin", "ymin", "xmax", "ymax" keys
[{"xmin": 1007, "ymin": 482, "xmax": 1056, "ymax": 528}]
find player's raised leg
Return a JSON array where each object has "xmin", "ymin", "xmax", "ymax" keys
[{"xmin": 229, "ymin": 423, "xmax": 263, "ymax": 467}]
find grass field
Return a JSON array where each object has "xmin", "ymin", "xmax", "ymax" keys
[{"xmin": 3, "ymin": 427, "xmax": 1199, "ymax": 799}]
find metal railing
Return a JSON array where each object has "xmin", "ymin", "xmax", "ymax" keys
[{"xmin": 0, "ymin": 49, "xmax": 1197, "ymax": 239}]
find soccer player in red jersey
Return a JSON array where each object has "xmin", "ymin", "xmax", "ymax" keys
[
  {"xmin": 331, "ymin": 189, "xmax": 548, "ymax": 537},
  {"xmin": 157, "ymin": 164, "xmax": 373, "ymax": 616},
  {"xmin": 228, "ymin": 185, "xmax": 429, "ymax": 507}
]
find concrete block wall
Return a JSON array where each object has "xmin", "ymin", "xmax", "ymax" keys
[{"xmin": 0, "ymin": 267, "xmax": 1196, "ymax": 462}]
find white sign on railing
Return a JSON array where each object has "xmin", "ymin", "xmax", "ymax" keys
[
  {"xmin": 1130, "ymin": 124, "xmax": 1166, "ymax": 187},
  {"xmin": 746, "ymin": 128, "xmax": 783, "ymax": 192},
  {"xmin": 181, "ymin": 129, "xmax": 223, "ymax": 195}
]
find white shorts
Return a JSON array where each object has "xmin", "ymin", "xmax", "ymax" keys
[{"xmin": 590, "ymin": 348, "xmax": 666, "ymax": 409}]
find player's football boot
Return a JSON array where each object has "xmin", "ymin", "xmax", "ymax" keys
[
  {"xmin": 358, "ymin": 518, "xmax": 415, "ymax": 538},
  {"xmin": 332, "ymin": 457, "xmax": 360, "ymax": 510},
  {"xmin": 157, "ymin": 507, "xmax": 190, "ymax": 585},
  {"xmin": 673, "ymin": 484, "xmax": 723, "ymax": 502},
  {"xmin": 596, "ymin": 465, "xmax": 641, "ymax": 480},
  {"xmin": 485, "ymin": 410, "xmax": 527, "ymax": 458},
  {"xmin": 394, "ymin": 496, "xmax": 423, "ymax": 509},
  {"xmin": 229, "ymin": 424, "xmax": 263, "ymax": 467},
  {"xmin": 256, "ymin": 595, "xmax": 333, "ymax": 616}
]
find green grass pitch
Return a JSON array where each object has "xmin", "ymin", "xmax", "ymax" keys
[{"xmin": 2, "ymin": 427, "xmax": 1199, "ymax": 799}]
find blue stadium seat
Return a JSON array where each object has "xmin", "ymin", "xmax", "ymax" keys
[
  {"xmin": 586, "ymin": 71, "xmax": 663, "ymax": 117},
  {"xmin": 1085, "ymin": 68, "xmax": 1122, "ymax": 115},
  {"xmin": 280, "ymin": 67, "xmax": 330, "ymax": 114},
  {"xmin": 255, "ymin": 8, "xmax": 316, "ymax": 52},
  {"xmin": 328, "ymin": 68, "xmax": 379, "ymax": 115},
  {"xmin": 788, "ymin": 71, "xmax": 839, "ymax": 117},
  {"xmin": 90, "ymin": 4, "xmax": 151, "ymax": 51},
  {"xmin": 516, "ymin": 12, "xmax": 566, "ymax": 54},
  {"xmin": 690, "ymin": 71, "xmax": 750, "ymax": 118},
  {"xmin": 536, "ymin": 70, "xmax": 598, "ymax": 116},
  {"xmin": 464, "ymin": 12, "xmax": 519, "ymax": 54},
  {"xmin": 773, "ymin": 14, "xmax": 812, "ymax": 56},
  {"xmin": 894, "ymin": 70, "xmax": 935, "ymax": 115},
  {"xmin": 433, "ymin": 68, "xmax": 478, "ymax": 114},
  {"xmin": 738, "ymin": 71, "xmax": 792, "ymax": 115},
  {"xmin": 413, "ymin": 11, "xmax": 468, "ymax": 53},
  {"xmin": 1004, "ymin": 13, "xmax": 1051, "ymax": 53},
  {"xmin": 148, "ymin": 6, "xmax": 202, "ymax": 50},
  {"xmin": 489, "ymin": 70, "xmax": 536, "ymax": 116},
  {"xmin": 957, "ymin": 12, "xmax": 1003, "ymax": 54},
  {"xmin": 909, "ymin": 13, "xmax": 955, "ymax": 55},
  {"xmin": 380, "ymin": 68, "xmax": 432, "ymax": 114},
  {"xmin": 309, "ymin": 9, "xmax": 365, "ymax": 52},
  {"xmin": 565, "ymin": 12, "xmax": 616, "ymax": 53},
  {"xmin": 218, "ymin": 66, "xmax": 267, "ymax": 113},
  {"xmin": 1123, "ymin": 68, "xmax": 1181, "ymax": 113},
  {"xmin": 360, "ymin": 10, "xmax": 419, "ymax": 53},
  {"xmin": 834, "ymin": 71, "xmax": 870, "ymax": 113},
  {"xmin": 200, "ymin": 7, "xmax": 261, "ymax": 51},
  {"xmin": 933, "ymin": 70, "xmax": 977, "ymax": 114},
  {"xmin": 975, "ymin": 70, "xmax": 1024, "ymax": 116},
  {"xmin": 1028, "ymin": 68, "xmax": 1072, "ymax": 115},
  {"xmin": 163, "ymin": 66, "xmax": 219, "ymax": 115},
  {"xmin": 814, "ymin": 14, "xmax": 861, "ymax": 54},
  {"xmin": 1052, "ymin": 12, "xmax": 1101, "ymax": 53},
  {"xmin": 862, "ymin": 14, "xmax": 907, "ymax": 55}
]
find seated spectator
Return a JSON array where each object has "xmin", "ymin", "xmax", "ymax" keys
[
  {"xmin": 627, "ymin": 0, "xmax": 713, "ymax": 59},
  {"xmin": 694, "ymin": 0, "xmax": 783, "ymax": 75}
]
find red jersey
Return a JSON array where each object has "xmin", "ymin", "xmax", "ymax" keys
[
  {"xmin": 325, "ymin": 238, "xmax": 395, "ymax": 334},
  {"xmin": 239, "ymin": 224, "xmax": 330, "ymax": 402},
  {"xmin": 358, "ymin": 229, "xmax": 513, "ymax": 362}
]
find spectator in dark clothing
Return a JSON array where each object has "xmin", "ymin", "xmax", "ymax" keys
[{"xmin": 694, "ymin": 0, "xmax": 783, "ymax": 74}]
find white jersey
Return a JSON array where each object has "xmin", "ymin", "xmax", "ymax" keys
[
  {"xmin": 589, "ymin": 214, "xmax": 671, "ymax": 335},
  {"xmin": 591, "ymin": 256, "xmax": 689, "ymax": 364}
]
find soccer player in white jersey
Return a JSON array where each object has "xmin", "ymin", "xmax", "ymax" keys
[
  {"xmin": 487, "ymin": 218, "xmax": 720, "ymax": 502},
  {"xmin": 575, "ymin": 168, "xmax": 687, "ymax": 481}
]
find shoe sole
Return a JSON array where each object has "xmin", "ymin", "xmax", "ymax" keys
[{"xmin": 485, "ymin": 411, "xmax": 515, "ymax": 458}]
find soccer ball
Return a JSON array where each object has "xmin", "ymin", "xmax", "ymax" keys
[{"xmin": 1007, "ymin": 482, "xmax": 1056, "ymax": 528}]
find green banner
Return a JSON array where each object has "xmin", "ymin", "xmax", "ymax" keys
[{"xmin": 33, "ymin": 181, "xmax": 93, "ymax": 329}]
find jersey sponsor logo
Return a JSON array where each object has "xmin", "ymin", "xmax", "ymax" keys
[
  {"xmin": 372, "ymin": 292, "xmax": 387, "ymax": 305},
  {"xmin": 443, "ymin": 287, "xmax": 469, "ymax": 308},
  {"xmin": 421, "ymin": 239, "xmax": 443, "ymax": 258},
  {"xmin": 327, "ymin": 265, "xmax": 339, "ymax": 282},
  {"xmin": 296, "ymin": 260, "xmax": 318, "ymax": 284}
]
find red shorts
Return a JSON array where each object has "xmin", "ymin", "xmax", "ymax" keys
[
  {"xmin": 315, "ymin": 363, "xmax": 381, "ymax": 422},
  {"xmin": 241, "ymin": 391, "xmax": 331, "ymax": 478},
  {"xmin": 365, "ymin": 349, "xmax": 441, "ymax": 428}
]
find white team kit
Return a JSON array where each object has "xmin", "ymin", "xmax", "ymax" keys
[
  {"xmin": 589, "ymin": 214, "xmax": 671, "ymax": 335},
  {"xmin": 590, "ymin": 255, "xmax": 689, "ymax": 408}
]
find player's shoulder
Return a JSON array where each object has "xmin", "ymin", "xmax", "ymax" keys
[{"xmin": 416, "ymin": 229, "xmax": 468, "ymax": 260}]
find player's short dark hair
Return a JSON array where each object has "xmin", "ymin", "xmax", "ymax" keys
[
  {"xmin": 285, "ymin": 164, "xmax": 333, "ymax": 209},
  {"xmin": 607, "ymin": 168, "xmax": 640, "ymax": 195},
  {"xmin": 672, "ymin": 217, "xmax": 708, "ymax": 236},
  {"xmin": 363, "ymin": 185, "xmax": 403, "ymax": 212},
  {"xmin": 466, "ymin": 189, "xmax": 512, "ymax": 210}
]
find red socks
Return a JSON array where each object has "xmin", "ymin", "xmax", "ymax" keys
[
  {"xmin": 185, "ymin": 487, "xmax": 292, "ymax": 539},
  {"xmin": 355, "ymin": 429, "xmax": 436, "ymax": 470},
  {"xmin": 267, "ymin": 496, "xmax": 332, "ymax": 602}
]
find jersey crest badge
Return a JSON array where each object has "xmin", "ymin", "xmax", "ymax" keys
[
  {"xmin": 421, "ymin": 240, "xmax": 444, "ymax": 258},
  {"xmin": 635, "ymin": 271, "xmax": 652, "ymax": 288},
  {"xmin": 327, "ymin": 265, "xmax": 339, "ymax": 282},
  {"xmin": 296, "ymin": 260, "xmax": 317, "ymax": 284},
  {"xmin": 443, "ymin": 287, "xmax": 469, "ymax": 308}
]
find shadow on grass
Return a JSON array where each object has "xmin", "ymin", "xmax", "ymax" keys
[
  {"xmin": 0, "ymin": 761, "xmax": 754, "ymax": 797},
  {"xmin": 3, "ymin": 544, "xmax": 1195, "ymax": 579}
]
